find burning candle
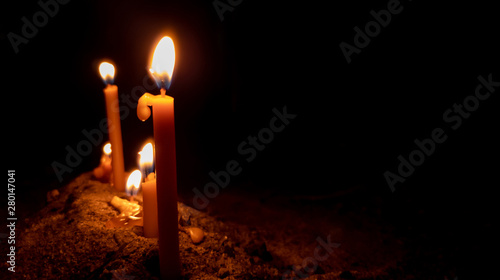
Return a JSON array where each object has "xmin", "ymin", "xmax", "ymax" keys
[
  {"xmin": 93, "ymin": 142, "xmax": 112, "ymax": 181},
  {"xmin": 126, "ymin": 169, "xmax": 142, "ymax": 199},
  {"xmin": 137, "ymin": 36, "xmax": 180, "ymax": 279},
  {"xmin": 102, "ymin": 142, "xmax": 112, "ymax": 162},
  {"xmin": 139, "ymin": 143, "xmax": 159, "ymax": 238},
  {"xmin": 139, "ymin": 142, "xmax": 155, "ymax": 176},
  {"xmin": 99, "ymin": 62, "xmax": 126, "ymax": 191}
]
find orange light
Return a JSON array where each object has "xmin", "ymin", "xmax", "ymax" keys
[
  {"xmin": 139, "ymin": 142, "xmax": 154, "ymax": 177},
  {"xmin": 126, "ymin": 169, "xmax": 142, "ymax": 196},
  {"xmin": 99, "ymin": 62, "xmax": 115, "ymax": 84},
  {"xmin": 149, "ymin": 36, "xmax": 175, "ymax": 89},
  {"xmin": 103, "ymin": 143, "xmax": 112, "ymax": 156},
  {"xmin": 139, "ymin": 143, "xmax": 154, "ymax": 166}
]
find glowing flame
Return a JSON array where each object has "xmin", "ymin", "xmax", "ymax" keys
[
  {"xmin": 139, "ymin": 143, "xmax": 154, "ymax": 177},
  {"xmin": 99, "ymin": 62, "xmax": 115, "ymax": 85},
  {"xmin": 149, "ymin": 36, "xmax": 175, "ymax": 89},
  {"xmin": 103, "ymin": 142, "xmax": 112, "ymax": 156},
  {"xmin": 126, "ymin": 169, "xmax": 142, "ymax": 196}
]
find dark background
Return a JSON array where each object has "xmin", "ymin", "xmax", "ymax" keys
[{"xmin": 2, "ymin": 0, "xmax": 499, "ymax": 276}]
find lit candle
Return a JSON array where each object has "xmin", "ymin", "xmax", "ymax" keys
[
  {"xmin": 93, "ymin": 142, "xmax": 112, "ymax": 181},
  {"xmin": 126, "ymin": 169, "xmax": 142, "ymax": 200},
  {"xmin": 139, "ymin": 143, "xmax": 159, "ymax": 238},
  {"xmin": 102, "ymin": 142, "xmax": 112, "ymax": 162},
  {"xmin": 137, "ymin": 36, "xmax": 180, "ymax": 279},
  {"xmin": 108, "ymin": 172, "xmax": 143, "ymax": 229},
  {"xmin": 99, "ymin": 62, "xmax": 126, "ymax": 191}
]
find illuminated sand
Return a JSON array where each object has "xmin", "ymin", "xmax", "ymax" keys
[{"xmin": 13, "ymin": 173, "xmax": 279, "ymax": 279}]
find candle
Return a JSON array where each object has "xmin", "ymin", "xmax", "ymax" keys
[
  {"xmin": 99, "ymin": 62, "xmax": 126, "ymax": 191},
  {"xmin": 110, "ymin": 195, "xmax": 140, "ymax": 217},
  {"xmin": 137, "ymin": 36, "xmax": 180, "ymax": 279},
  {"xmin": 93, "ymin": 142, "xmax": 112, "ymax": 181},
  {"xmin": 102, "ymin": 142, "xmax": 112, "ymax": 162},
  {"xmin": 107, "ymin": 195, "xmax": 142, "ymax": 229},
  {"xmin": 139, "ymin": 143, "xmax": 159, "ymax": 238}
]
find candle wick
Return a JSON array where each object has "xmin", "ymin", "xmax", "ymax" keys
[{"xmin": 160, "ymin": 88, "xmax": 166, "ymax": 96}]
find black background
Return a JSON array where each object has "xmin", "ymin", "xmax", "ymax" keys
[{"xmin": 2, "ymin": 0, "xmax": 499, "ymax": 276}]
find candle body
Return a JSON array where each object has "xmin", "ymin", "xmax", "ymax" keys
[
  {"xmin": 103, "ymin": 85, "xmax": 125, "ymax": 191},
  {"xmin": 92, "ymin": 157, "xmax": 112, "ymax": 181},
  {"xmin": 142, "ymin": 176, "xmax": 159, "ymax": 238},
  {"xmin": 152, "ymin": 96, "xmax": 181, "ymax": 279}
]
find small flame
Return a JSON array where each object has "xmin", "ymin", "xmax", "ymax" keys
[
  {"xmin": 149, "ymin": 36, "xmax": 175, "ymax": 90},
  {"xmin": 99, "ymin": 62, "xmax": 115, "ymax": 85},
  {"xmin": 103, "ymin": 142, "xmax": 112, "ymax": 156},
  {"xmin": 126, "ymin": 170, "xmax": 142, "ymax": 196},
  {"xmin": 139, "ymin": 143, "xmax": 154, "ymax": 178}
]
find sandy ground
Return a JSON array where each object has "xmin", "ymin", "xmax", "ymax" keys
[{"xmin": 2, "ymin": 172, "xmax": 490, "ymax": 279}]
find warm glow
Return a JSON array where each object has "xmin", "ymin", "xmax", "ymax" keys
[
  {"xmin": 103, "ymin": 143, "xmax": 112, "ymax": 155},
  {"xmin": 139, "ymin": 142, "xmax": 154, "ymax": 178},
  {"xmin": 126, "ymin": 170, "xmax": 142, "ymax": 196},
  {"xmin": 149, "ymin": 36, "xmax": 175, "ymax": 89},
  {"xmin": 99, "ymin": 62, "xmax": 115, "ymax": 84},
  {"xmin": 139, "ymin": 143, "xmax": 154, "ymax": 166}
]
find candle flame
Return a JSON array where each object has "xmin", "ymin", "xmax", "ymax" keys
[
  {"xmin": 149, "ymin": 36, "xmax": 175, "ymax": 90},
  {"xmin": 126, "ymin": 170, "xmax": 142, "ymax": 196},
  {"xmin": 99, "ymin": 62, "xmax": 115, "ymax": 85},
  {"xmin": 139, "ymin": 143, "xmax": 154, "ymax": 177},
  {"xmin": 103, "ymin": 143, "xmax": 112, "ymax": 156},
  {"xmin": 139, "ymin": 143, "xmax": 154, "ymax": 166}
]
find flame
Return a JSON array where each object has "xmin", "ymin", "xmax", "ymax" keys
[
  {"xmin": 103, "ymin": 142, "xmax": 112, "ymax": 156},
  {"xmin": 126, "ymin": 169, "xmax": 142, "ymax": 196},
  {"xmin": 99, "ymin": 62, "xmax": 115, "ymax": 85},
  {"xmin": 149, "ymin": 36, "xmax": 175, "ymax": 89},
  {"xmin": 139, "ymin": 143, "xmax": 154, "ymax": 177},
  {"xmin": 139, "ymin": 143, "xmax": 154, "ymax": 166}
]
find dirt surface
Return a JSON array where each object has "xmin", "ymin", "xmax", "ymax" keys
[
  {"xmin": 1, "ymin": 172, "xmax": 472, "ymax": 279},
  {"xmin": 3, "ymin": 173, "xmax": 280, "ymax": 279}
]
